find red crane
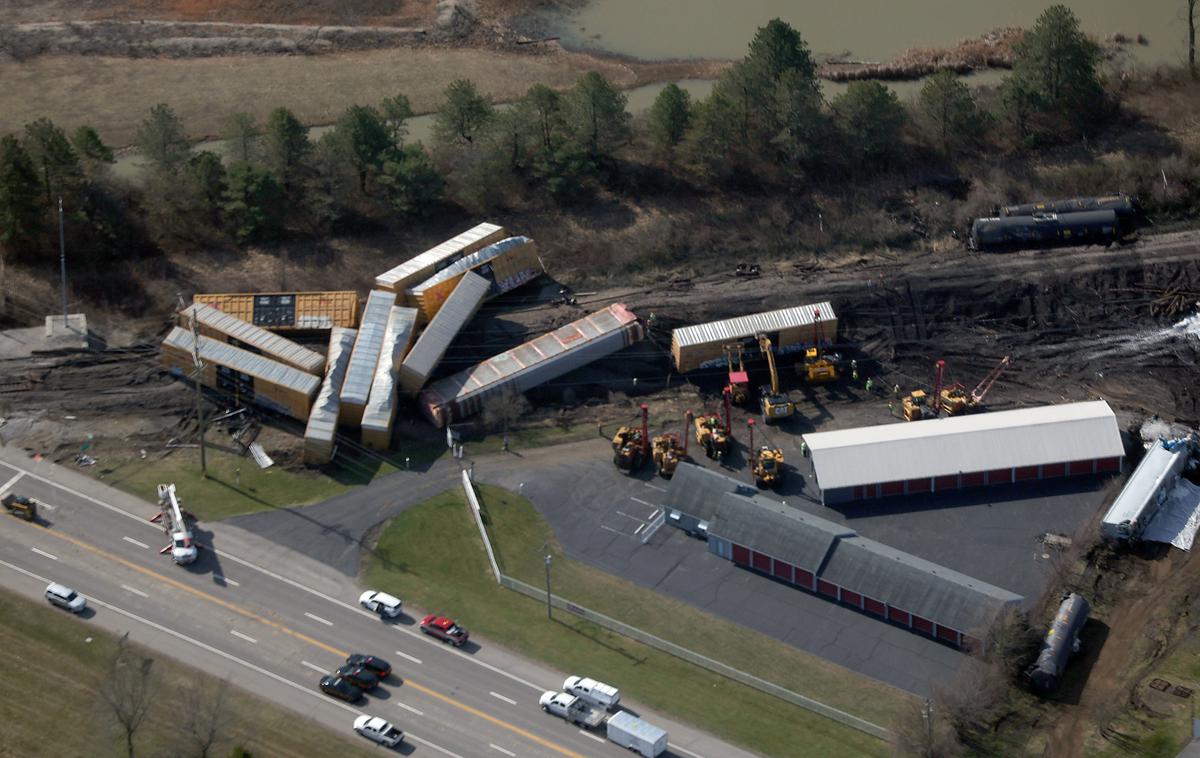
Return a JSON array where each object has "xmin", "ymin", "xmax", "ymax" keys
[
  {"xmin": 933, "ymin": 359, "xmax": 946, "ymax": 414},
  {"xmin": 970, "ymin": 356, "xmax": 1011, "ymax": 406}
]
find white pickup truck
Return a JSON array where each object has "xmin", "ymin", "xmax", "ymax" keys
[
  {"xmin": 538, "ymin": 691, "xmax": 606, "ymax": 728},
  {"xmin": 563, "ymin": 675, "xmax": 620, "ymax": 710}
]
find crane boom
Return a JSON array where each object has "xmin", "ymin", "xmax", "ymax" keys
[
  {"xmin": 971, "ymin": 356, "xmax": 1010, "ymax": 404},
  {"xmin": 758, "ymin": 335, "xmax": 780, "ymax": 394}
]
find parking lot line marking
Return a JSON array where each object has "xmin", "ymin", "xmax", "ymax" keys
[
  {"xmin": 397, "ymin": 701, "xmax": 424, "ymax": 716},
  {"xmin": 670, "ymin": 744, "xmax": 707, "ymax": 758},
  {"xmin": 578, "ymin": 730, "xmax": 606, "ymax": 744},
  {"xmin": 120, "ymin": 584, "xmax": 148, "ymax": 598},
  {"xmin": 615, "ymin": 510, "xmax": 643, "ymax": 521},
  {"xmin": 30, "ymin": 547, "xmax": 58, "ymax": 560},
  {"xmin": 213, "ymin": 574, "xmax": 239, "ymax": 586},
  {"xmin": 643, "ymin": 482, "xmax": 667, "ymax": 492},
  {"xmin": 301, "ymin": 660, "xmax": 328, "ymax": 674},
  {"xmin": 304, "ymin": 611, "xmax": 333, "ymax": 626},
  {"xmin": 489, "ymin": 691, "xmax": 517, "ymax": 705},
  {"xmin": 598, "ymin": 525, "xmax": 622, "ymax": 534},
  {"xmin": 394, "ymin": 650, "xmax": 423, "ymax": 665},
  {"xmin": 0, "ymin": 472, "xmax": 24, "ymax": 496},
  {"xmin": 634, "ymin": 523, "xmax": 646, "ymax": 535},
  {"xmin": 489, "ymin": 744, "xmax": 516, "ymax": 757},
  {"xmin": 35, "ymin": 501, "xmax": 55, "ymax": 510},
  {"xmin": 629, "ymin": 496, "xmax": 656, "ymax": 507},
  {"xmin": 230, "ymin": 630, "xmax": 257, "ymax": 644},
  {"xmin": 122, "ymin": 536, "xmax": 150, "ymax": 549}
]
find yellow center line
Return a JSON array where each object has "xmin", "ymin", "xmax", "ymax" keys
[{"xmin": 23, "ymin": 522, "xmax": 587, "ymax": 758}]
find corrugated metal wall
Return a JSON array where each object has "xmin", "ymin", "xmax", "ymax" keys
[
  {"xmin": 181, "ymin": 303, "xmax": 325, "ymax": 375},
  {"xmin": 361, "ymin": 307, "xmax": 419, "ymax": 449},
  {"xmin": 339, "ymin": 290, "xmax": 397, "ymax": 426},
  {"xmin": 398, "ymin": 272, "xmax": 489, "ymax": 395},
  {"xmin": 374, "ymin": 222, "xmax": 506, "ymax": 295},
  {"xmin": 671, "ymin": 303, "xmax": 838, "ymax": 372},
  {"xmin": 192, "ymin": 291, "xmax": 359, "ymax": 331},
  {"xmin": 408, "ymin": 237, "xmax": 542, "ymax": 322},
  {"xmin": 303, "ymin": 327, "xmax": 357, "ymax": 465}
]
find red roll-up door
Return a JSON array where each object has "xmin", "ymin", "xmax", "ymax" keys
[
  {"xmin": 907, "ymin": 477, "xmax": 931, "ymax": 494},
  {"xmin": 794, "ymin": 568, "xmax": 814, "ymax": 590},
  {"xmin": 772, "ymin": 560, "xmax": 793, "ymax": 582},
  {"xmin": 1042, "ymin": 462, "xmax": 1066, "ymax": 478},
  {"xmin": 1014, "ymin": 465, "xmax": 1040, "ymax": 482},
  {"xmin": 1068, "ymin": 460, "xmax": 1094, "ymax": 476},
  {"xmin": 887, "ymin": 607, "xmax": 910, "ymax": 625},
  {"xmin": 987, "ymin": 468, "xmax": 1012, "ymax": 485},
  {"xmin": 934, "ymin": 475, "xmax": 958, "ymax": 491},
  {"xmin": 911, "ymin": 616, "xmax": 934, "ymax": 635},
  {"xmin": 841, "ymin": 589, "xmax": 862, "ymax": 608},
  {"xmin": 961, "ymin": 471, "xmax": 985, "ymax": 487},
  {"xmin": 1096, "ymin": 457, "xmax": 1120, "ymax": 472},
  {"xmin": 863, "ymin": 597, "xmax": 886, "ymax": 616},
  {"xmin": 817, "ymin": 579, "xmax": 839, "ymax": 598},
  {"xmin": 731, "ymin": 544, "xmax": 750, "ymax": 565},
  {"xmin": 936, "ymin": 625, "xmax": 959, "ymax": 644},
  {"xmin": 752, "ymin": 551, "xmax": 771, "ymax": 573},
  {"xmin": 881, "ymin": 480, "xmax": 905, "ymax": 496}
]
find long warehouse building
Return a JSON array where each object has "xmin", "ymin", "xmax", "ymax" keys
[
  {"xmin": 303, "ymin": 327, "xmax": 356, "ymax": 465},
  {"xmin": 339, "ymin": 289, "xmax": 397, "ymax": 426},
  {"xmin": 361, "ymin": 307, "xmax": 419, "ymax": 449},
  {"xmin": 671, "ymin": 302, "xmax": 838, "ymax": 372},
  {"xmin": 193, "ymin": 291, "xmax": 359, "ymax": 331},
  {"xmin": 374, "ymin": 222, "xmax": 506, "ymax": 299},
  {"xmin": 804, "ymin": 401, "xmax": 1124, "ymax": 505},
  {"xmin": 419, "ymin": 303, "xmax": 643, "ymax": 428},
  {"xmin": 179, "ymin": 303, "xmax": 325, "ymax": 375},
  {"xmin": 408, "ymin": 236, "xmax": 543, "ymax": 322},
  {"xmin": 398, "ymin": 272, "xmax": 489, "ymax": 394},
  {"xmin": 161, "ymin": 327, "xmax": 320, "ymax": 421}
]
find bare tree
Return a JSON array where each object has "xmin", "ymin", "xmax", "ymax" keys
[
  {"xmin": 98, "ymin": 633, "xmax": 159, "ymax": 758},
  {"xmin": 184, "ymin": 678, "xmax": 235, "ymax": 758},
  {"xmin": 1189, "ymin": 0, "xmax": 1198, "ymax": 79},
  {"xmin": 482, "ymin": 387, "xmax": 532, "ymax": 435}
]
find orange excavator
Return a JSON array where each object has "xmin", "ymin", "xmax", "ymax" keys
[
  {"xmin": 612, "ymin": 404, "xmax": 649, "ymax": 472},
  {"xmin": 694, "ymin": 386, "xmax": 733, "ymax": 461},
  {"xmin": 652, "ymin": 410, "xmax": 691, "ymax": 478},
  {"xmin": 941, "ymin": 356, "xmax": 1010, "ymax": 415}
]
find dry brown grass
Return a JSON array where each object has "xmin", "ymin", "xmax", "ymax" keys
[
  {"xmin": 5, "ymin": 0, "xmax": 437, "ymax": 26},
  {"xmin": 0, "ymin": 46, "xmax": 721, "ymax": 146}
]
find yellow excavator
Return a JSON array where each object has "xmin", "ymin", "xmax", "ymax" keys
[
  {"xmin": 941, "ymin": 356, "xmax": 1010, "ymax": 415},
  {"xmin": 746, "ymin": 419, "xmax": 785, "ymax": 489},
  {"xmin": 694, "ymin": 387, "xmax": 733, "ymax": 461},
  {"xmin": 723, "ymin": 343, "xmax": 751, "ymax": 405},
  {"xmin": 797, "ymin": 305, "xmax": 840, "ymax": 383},
  {"xmin": 612, "ymin": 404, "xmax": 649, "ymax": 472},
  {"xmin": 756, "ymin": 334, "xmax": 794, "ymax": 422},
  {"xmin": 902, "ymin": 389, "xmax": 936, "ymax": 421}
]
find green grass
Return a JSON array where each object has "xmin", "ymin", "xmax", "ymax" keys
[
  {"xmin": 0, "ymin": 586, "xmax": 375, "ymax": 758},
  {"xmin": 363, "ymin": 485, "xmax": 906, "ymax": 758}
]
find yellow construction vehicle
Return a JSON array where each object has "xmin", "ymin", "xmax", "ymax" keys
[
  {"xmin": 746, "ymin": 420, "xmax": 784, "ymax": 489},
  {"xmin": 940, "ymin": 383, "xmax": 969, "ymax": 415},
  {"xmin": 902, "ymin": 389, "xmax": 936, "ymax": 421},
  {"xmin": 800, "ymin": 347, "xmax": 841, "ymax": 383},
  {"xmin": 756, "ymin": 334, "xmax": 794, "ymax": 422},
  {"xmin": 612, "ymin": 405, "xmax": 649, "ymax": 472},
  {"xmin": 651, "ymin": 433, "xmax": 684, "ymax": 478},
  {"xmin": 694, "ymin": 415, "xmax": 730, "ymax": 461},
  {"xmin": 937, "ymin": 356, "xmax": 1010, "ymax": 416},
  {"xmin": 723, "ymin": 343, "xmax": 751, "ymax": 405}
]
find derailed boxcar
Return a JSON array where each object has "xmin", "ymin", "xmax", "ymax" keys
[
  {"xmin": 1026, "ymin": 593, "xmax": 1090, "ymax": 692},
  {"xmin": 969, "ymin": 210, "xmax": 1119, "ymax": 253}
]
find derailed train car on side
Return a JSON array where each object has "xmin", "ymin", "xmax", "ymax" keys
[
  {"xmin": 1026, "ymin": 592, "xmax": 1091, "ymax": 692},
  {"xmin": 1000, "ymin": 194, "xmax": 1141, "ymax": 221},
  {"xmin": 969, "ymin": 210, "xmax": 1120, "ymax": 253}
]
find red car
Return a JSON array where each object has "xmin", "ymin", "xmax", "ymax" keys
[{"xmin": 420, "ymin": 614, "xmax": 469, "ymax": 646}]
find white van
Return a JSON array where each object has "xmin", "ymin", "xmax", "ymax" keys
[
  {"xmin": 563, "ymin": 675, "xmax": 620, "ymax": 710},
  {"xmin": 45, "ymin": 582, "xmax": 87, "ymax": 613}
]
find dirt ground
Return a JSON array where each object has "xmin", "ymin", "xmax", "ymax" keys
[{"xmin": 3, "ymin": 0, "xmax": 441, "ymax": 26}]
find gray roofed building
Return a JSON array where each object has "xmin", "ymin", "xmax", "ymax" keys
[
  {"xmin": 708, "ymin": 492, "xmax": 853, "ymax": 572},
  {"xmin": 661, "ymin": 462, "xmax": 755, "ymax": 535}
]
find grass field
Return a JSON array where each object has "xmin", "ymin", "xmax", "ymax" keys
[
  {"xmin": 0, "ymin": 586, "xmax": 375, "ymax": 758},
  {"xmin": 362, "ymin": 484, "xmax": 908, "ymax": 758}
]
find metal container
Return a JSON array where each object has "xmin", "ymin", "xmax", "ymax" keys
[
  {"xmin": 671, "ymin": 302, "xmax": 837, "ymax": 373},
  {"xmin": 408, "ymin": 236, "xmax": 542, "ymax": 322},
  {"xmin": 339, "ymin": 290, "xmax": 397, "ymax": 427},
  {"xmin": 161, "ymin": 327, "xmax": 320, "ymax": 421},
  {"xmin": 969, "ymin": 210, "xmax": 1119, "ymax": 253},
  {"xmin": 420, "ymin": 303, "xmax": 643, "ymax": 427},
  {"xmin": 1027, "ymin": 593, "xmax": 1090, "ymax": 692},
  {"xmin": 605, "ymin": 711, "xmax": 667, "ymax": 758},
  {"xmin": 192, "ymin": 291, "xmax": 359, "ymax": 331},
  {"xmin": 180, "ymin": 303, "xmax": 325, "ymax": 375},
  {"xmin": 375, "ymin": 222, "xmax": 506, "ymax": 297},
  {"xmin": 361, "ymin": 307, "xmax": 419, "ymax": 449},
  {"xmin": 398, "ymin": 272, "xmax": 489, "ymax": 395},
  {"xmin": 1001, "ymin": 194, "xmax": 1139, "ymax": 219},
  {"xmin": 303, "ymin": 327, "xmax": 357, "ymax": 465}
]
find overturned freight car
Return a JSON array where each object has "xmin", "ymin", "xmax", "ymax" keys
[
  {"xmin": 407, "ymin": 236, "xmax": 543, "ymax": 322},
  {"xmin": 179, "ymin": 303, "xmax": 325, "ymax": 375},
  {"xmin": 1000, "ymin": 194, "xmax": 1140, "ymax": 220},
  {"xmin": 303, "ymin": 327, "xmax": 357, "ymax": 465},
  {"xmin": 192, "ymin": 291, "xmax": 359, "ymax": 331},
  {"xmin": 968, "ymin": 210, "xmax": 1120, "ymax": 253},
  {"xmin": 1026, "ymin": 593, "xmax": 1091, "ymax": 692},
  {"xmin": 671, "ymin": 302, "xmax": 837, "ymax": 373},
  {"xmin": 375, "ymin": 222, "xmax": 506, "ymax": 302},
  {"xmin": 418, "ymin": 303, "xmax": 643, "ymax": 428}
]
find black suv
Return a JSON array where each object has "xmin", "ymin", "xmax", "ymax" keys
[
  {"xmin": 346, "ymin": 654, "xmax": 392, "ymax": 679},
  {"xmin": 335, "ymin": 664, "xmax": 380, "ymax": 690},
  {"xmin": 319, "ymin": 675, "xmax": 363, "ymax": 703}
]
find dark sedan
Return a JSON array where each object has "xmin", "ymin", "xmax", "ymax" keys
[
  {"xmin": 346, "ymin": 653, "xmax": 392, "ymax": 679},
  {"xmin": 319, "ymin": 675, "xmax": 362, "ymax": 703},
  {"xmin": 336, "ymin": 664, "xmax": 380, "ymax": 690}
]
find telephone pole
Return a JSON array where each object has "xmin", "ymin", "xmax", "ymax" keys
[
  {"xmin": 58, "ymin": 196, "xmax": 67, "ymax": 322},
  {"xmin": 189, "ymin": 312, "xmax": 208, "ymax": 478},
  {"xmin": 543, "ymin": 543, "xmax": 553, "ymax": 620}
]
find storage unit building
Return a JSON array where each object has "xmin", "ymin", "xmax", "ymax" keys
[
  {"xmin": 408, "ymin": 236, "xmax": 543, "ymax": 322},
  {"xmin": 179, "ymin": 303, "xmax": 325, "ymax": 375},
  {"xmin": 804, "ymin": 401, "xmax": 1124, "ymax": 505},
  {"xmin": 375, "ymin": 222, "xmax": 506, "ymax": 298},
  {"xmin": 419, "ymin": 303, "xmax": 643, "ymax": 428},
  {"xmin": 339, "ymin": 290, "xmax": 397, "ymax": 427},
  {"xmin": 192, "ymin": 291, "xmax": 359, "ymax": 331},
  {"xmin": 671, "ymin": 302, "xmax": 837, "ymax": 372},
  {"xmin": 303, "ymin": 327, "xmax": 357, "ymax": 465},
  {"xmin": 398, "ymin": 272, "xmax": 489, "ymax": 395},
  {"xmin": 361, "ymin": 307, "xmax": 419, "ymax": 449},
  {"xmin": 1101, "ymin": 440, "xmax": 1191, "ymax": 541},
  {"xmin": 161, "ymin": 327, "xmax": 320, "ymax": 421}
]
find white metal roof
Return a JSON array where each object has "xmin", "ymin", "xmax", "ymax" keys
[
  {"xmin": 672, "ymin": 302, "xmax": 836, "ymax": 348},
  {"xmin": 374, "ymin": 223, "xmax": 503, "ymax": 289},
  {"xmin": 1102, "ymin": 441, "xmax": 1188, "ymax": 528},
  {"xmin": 181, "ymin": 303, "xmax": 325, "ymax": 374},
  {"xmin": 304, "ymin": 327, "xmax": 357, "ymax": 446},
  {"xmin": 340, "ymin": 290, "xmax": 397, "ymax": 407},
  {"xmin": 362, "ymin": 307, "xmax": 418, "ymax": 431},
  {"xmin": 409, "ymin": 236, "xmax": 530, "ymax": 295},
  {"xmin": 401, "ymin": 272, "xmax": 488, "ymax": 384},
  {"xmin": 162, "ymin": 327, "xmax": 320, "ymax": 396},
  {"xmin": 805, "ymin": 401, "xmax": 1123, "ymax": 490}
]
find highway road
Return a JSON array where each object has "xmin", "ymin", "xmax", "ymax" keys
[{"xmin": 0, "ymin": 446, "xmax": 759, "ymax": 758}]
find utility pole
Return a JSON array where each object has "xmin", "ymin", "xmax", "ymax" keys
[
  {"xmin": 921, "ymin": 699, "xmax": 933, "ymax": 757},
  {"xmin": 190, "ymin": 312, "xmax": 208, "ymax": 478},
  {"xmin": 58, "ymin": 196, "xmax": 67, "ymax": 322},
  {"xmin": 543, "ymin": 543, "xmax": 553, "ymax": 620}
]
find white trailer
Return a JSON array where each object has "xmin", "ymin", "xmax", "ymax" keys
[
  {"xmin": 605, "ymin": 711, "xmax": 667, "ymax": 758},
  {"xmin": 538, "ymin": 691, "xmax": 605, "ymax": 728},
  {"xmin": 563, "ymin": 675, "xmax": 620, "ymax": 710}
]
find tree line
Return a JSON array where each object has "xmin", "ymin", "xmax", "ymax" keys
[{"xmin": 0, "ymin": 6, "xmax": 1133, "ymax": 273}]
